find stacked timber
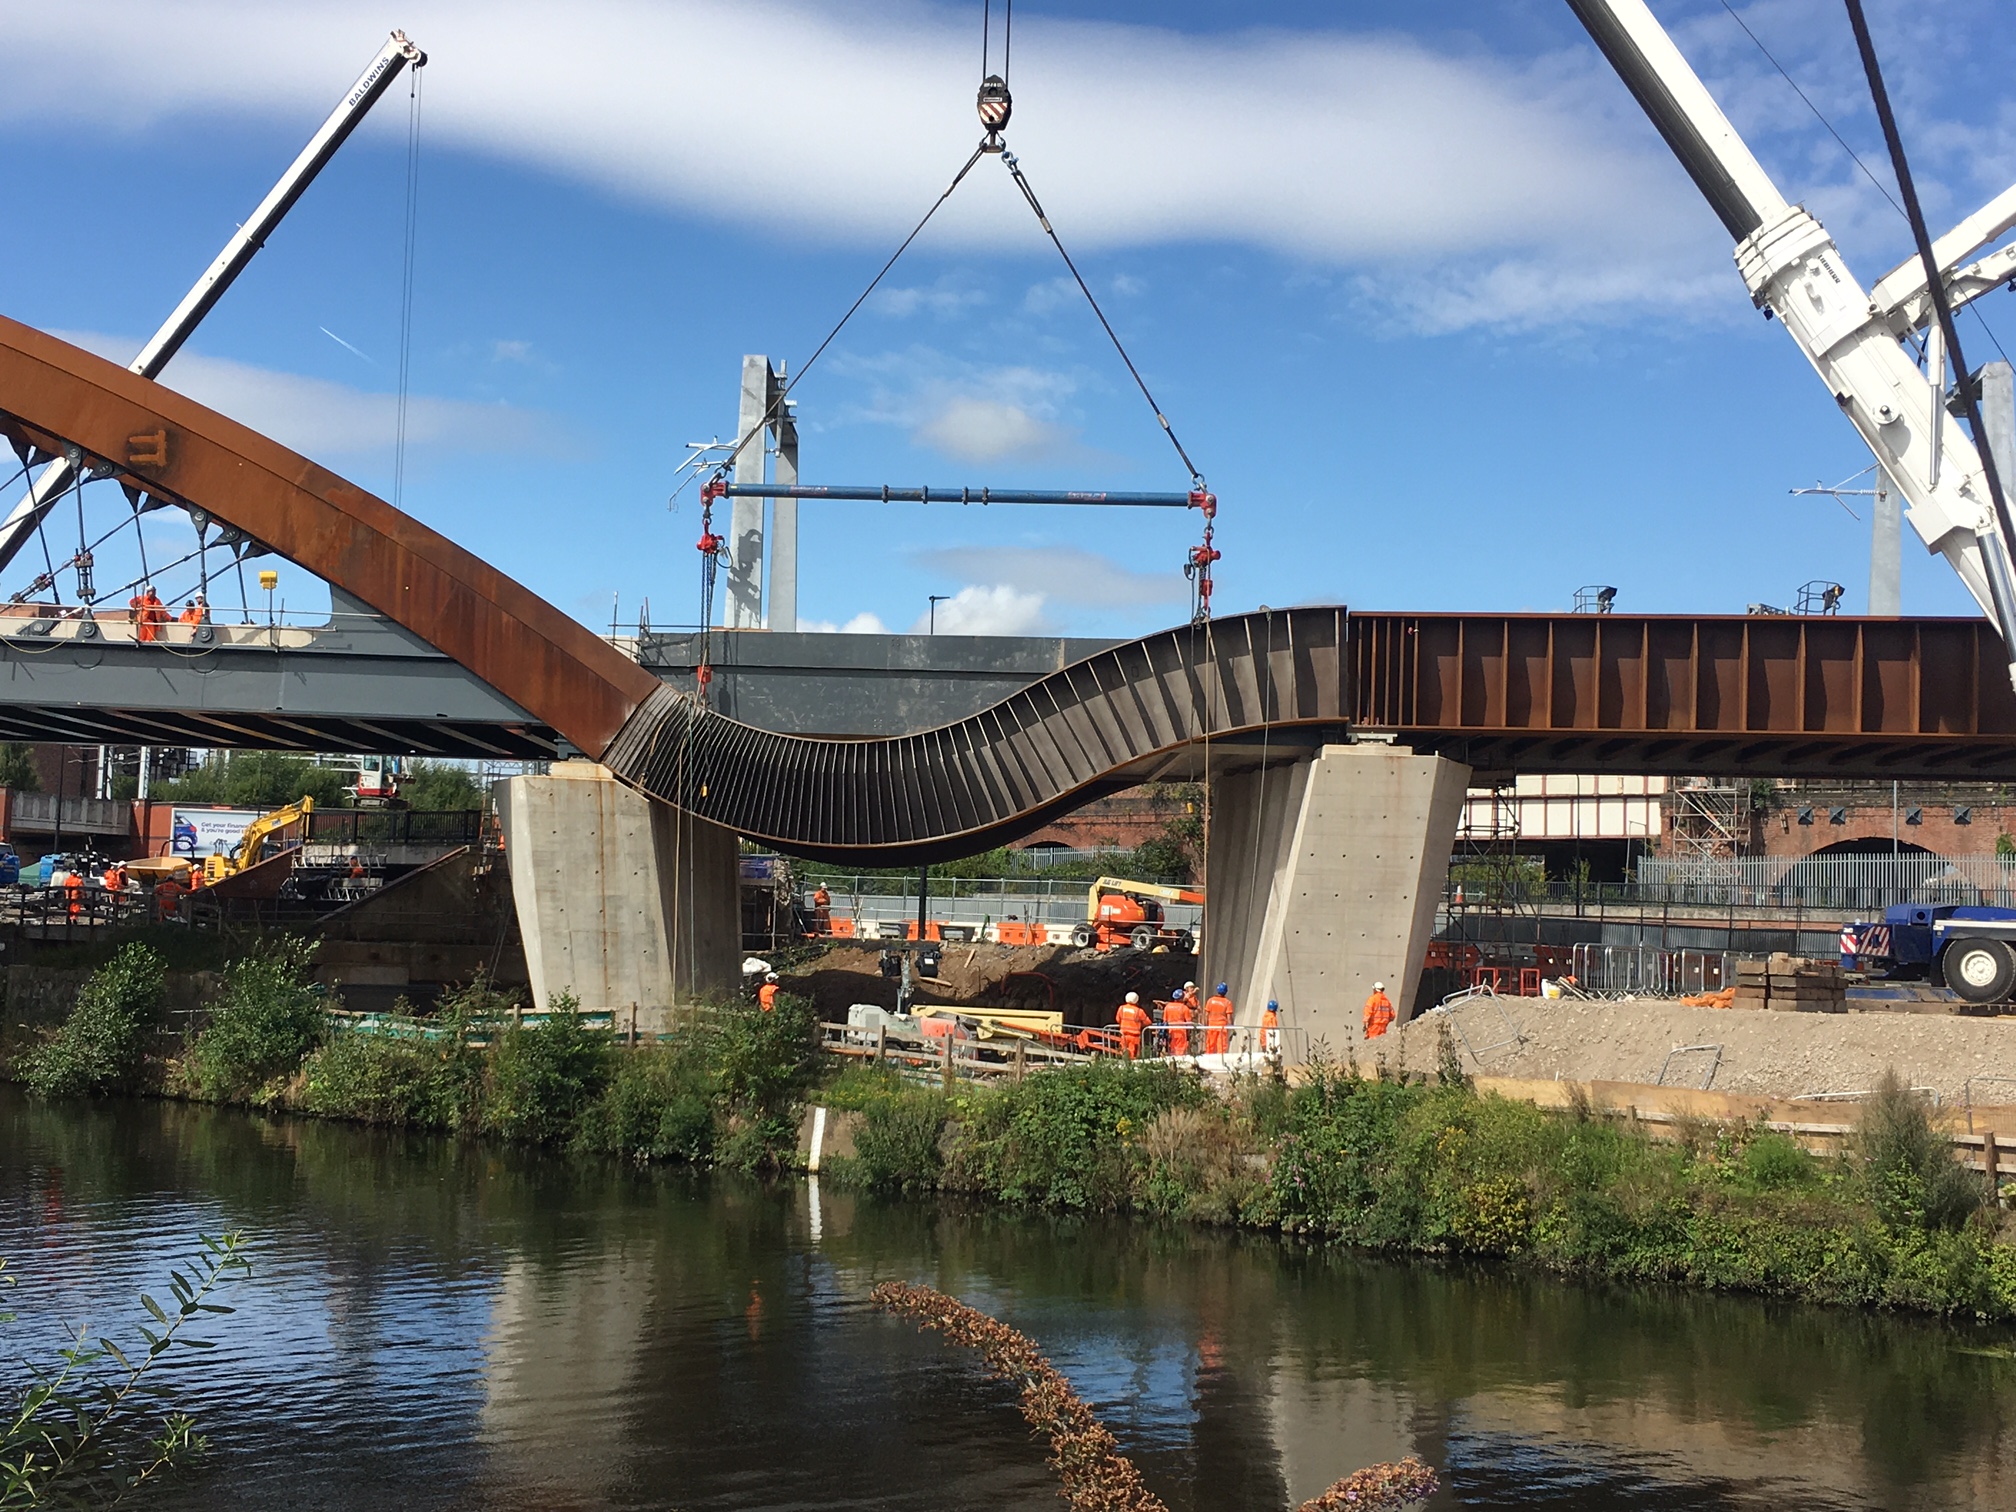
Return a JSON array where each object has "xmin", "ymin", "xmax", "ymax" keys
[
  {"xmin": 1732, "ymin": 960, "xmax": 1770, "ymax": 1011},
  {"xmin": 1731, "ymin": 955, "xmax": 1845, "ymax": 1012}
]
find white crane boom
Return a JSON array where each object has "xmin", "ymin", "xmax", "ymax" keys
[
  {"xmin": 1566, "ymin": 0, "xmax": 2016, "ymax": 686},
  {"xmin": 0, "ymin": 29, "xmax": 426, "ymax": 579}
]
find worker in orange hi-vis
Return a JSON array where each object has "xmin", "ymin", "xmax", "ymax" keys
[
  {"xmin": 1116, "ymin": 992, "xmax": 1149, "ymax": 1059},
  {"xmin": 1260, "ymin": 1000, "xmax": 1281, "ymax": 1055},
  {"xmin": 812, "ymin": 884, "xmax": 832, "ymax": 935},
  {"xmin": 1203, "ymin": 982, "xmax": 1234, "ymax": 1056},
  {"xmin": 758, "ymin": 971, "xmax": 781, "ymax": 1012},
  {"xmin": 63, "ymin": 870, "xmax": 84, "ymax": 920},
  {"xmin": 1363, "ymin": 981, "xmax": 1396, "ymax": 1040},
  {"xmin": 1163, "ymin": 992, "xmax": 1194, "ymax": 1057}
]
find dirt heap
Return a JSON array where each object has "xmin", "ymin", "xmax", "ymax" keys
[
  {"xmin": 776, "ymin": 941, "xmax": 1199, "ymax": 1027},
  {"xmin": 1393, "ymin": 995, "xmax": 2016, "ymax": 1104}
]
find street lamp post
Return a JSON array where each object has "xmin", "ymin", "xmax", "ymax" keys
[{"xmin": 927, "ymin": 594, "xmax": 951, "ymax": 634}]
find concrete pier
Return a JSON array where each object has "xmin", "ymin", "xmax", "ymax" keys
[
  {"xmin": 495, "ymin": 763, "xmax": 739, "ymax": 1027},
  {"xmin": 1205, "ymin": 742, "xmax": 1470, "ymax": 1056}
]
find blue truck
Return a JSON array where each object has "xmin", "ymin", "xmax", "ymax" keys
[{"xmin": 1852, "ymin": 904, "xmax": 2016, "ymax": 1003}]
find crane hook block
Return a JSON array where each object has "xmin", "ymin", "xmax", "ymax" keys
[{"xmin": 977, "ymin": 75, "xmax": 1012, "ymax": 150}]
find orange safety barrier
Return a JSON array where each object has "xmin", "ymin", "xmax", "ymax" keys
[
  {"xmin": 997, "ymin": 920, "xmax": 1033, "ymax": 946},
  {"xmin": 830, "ymin": 918, "xmax": 856, "ymax": 938},
  {"xmin": 903, "ymin": 921, "xmax": 944, "ymax": 942}
]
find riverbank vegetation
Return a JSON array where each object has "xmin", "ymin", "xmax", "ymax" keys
[
  {"xmin": 827, "ymin": 1050, "xmax": 2016, "ymax": 1321},
  {"xmin": 2, "ymin": 941, "xmax": 820, "ymax": 1175},
  {"xmin": 11, "ymin": 942, "xmax": 2016, "ymax": 1321}
]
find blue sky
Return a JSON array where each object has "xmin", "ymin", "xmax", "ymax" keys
[{"xmin": 4, "ymin": 0, "xmax": 2015, "ymax": 639}]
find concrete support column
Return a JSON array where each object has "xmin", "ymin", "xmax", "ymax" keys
[
  {"xmin": 725, "ymin": 355, "xmax": 769, "ymax": 630},
  {"xmin": 1870, "ymin": 467, "xmax": 1902, "ymax": 617},
  {"xmin": 1203, "ymin": 742, "xmax": 1470, "ymax": 1056},
  {"xmin": 496, "ymin": 764, "xmax": 739, "ymax": 1028}
]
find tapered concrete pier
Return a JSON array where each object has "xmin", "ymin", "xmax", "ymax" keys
[
  {"xmin": 495, "ymin": 763, "xmax": 739, "ymax": 1026},
  {"xmin": 1205, "ymin": 742, "xmax": 1471, "ymax": 1056}
]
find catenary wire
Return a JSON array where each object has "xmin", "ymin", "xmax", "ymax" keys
[{"xmin": 1719, "ymin": 0, "xmax": 1904, "ymax": 220}]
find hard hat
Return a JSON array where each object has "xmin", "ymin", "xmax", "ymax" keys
[
  {"xmin": 1215, "ymin": 983, "xmax": 1228, "ymax": 995},
  {"xmin": 1183, "ymin": 981, "xmax": 1196, "ymax": 989},
  {"xmin": 1373, "ymin": 981, "xmax": 1386, "ymax": 992},
  {"xmin": 764, "ymin": 972, "xmax": 778, "ymax": 982},
  {"xmin": 1125, "ymin": 991, "xmax": 1139, "ymax": 1003},
  {"xmin": 1266, "ymin": 999, "xmax": 1278, "ymax": 1010}
]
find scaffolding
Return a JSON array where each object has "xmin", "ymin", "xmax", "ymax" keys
[{"xmin": 1664, "ymin": 777, "xmax": 1751, "ymax": 861}]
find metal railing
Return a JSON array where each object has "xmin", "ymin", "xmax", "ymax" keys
[
  {"xmin": 1568, "ymin": 944, "xmax": 1736, "ymax": 997},
  {"xmin": 1634, "ymin": 854, "xmax": 2016, "ymax": 910}
]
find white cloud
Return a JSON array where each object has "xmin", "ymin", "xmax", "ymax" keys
[
  {"xmin": 869, "ymin": 275, "xmax": 989, "ymax": 318},
  {"xmin": 59, "ymin": 331, "xmax": 558, "ymax": 461},
  {"xmin": 490, "ymin": 338, "xmax": 535, "ymax": 364},
  {"xmin": 829, "ymin": 345, "xmax": 1092, "ymax": 463},
  {"xmin": 913, "ymin": 397, "xmax": 1070, "ymax": 463},
  {"xmin": 912, "ymin": 545, "xmax": 1183, "ymax": 607},
  {"xmin": 909, "ymin": 583, "xmax": 1048, "ymax": 635},
  {"xmin": 799, "ymin": 610, "xmax": 891, "ymax": 634},
  {"xmin": 0, "ymin": 0, "xmax": 1745, "ymax": 330}
]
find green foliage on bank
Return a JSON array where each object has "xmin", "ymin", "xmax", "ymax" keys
[
  {"xmin": 17, "ymin": 943, "xmax": 167, "ymax": 1100},
  {"xmin": 821, "ymin": 1059, "xmax": 2016, "ymax": 1321},
  {"xmin": 7, "ymin": 939, "xmax": 819, "ymax": 1175}
]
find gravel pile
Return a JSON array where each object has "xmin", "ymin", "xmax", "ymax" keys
[{"xmin": 1396, "ymin": 997, "xmax": 2016, "ymax": 1104}]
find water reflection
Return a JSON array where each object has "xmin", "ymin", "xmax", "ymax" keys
[{"xmin": 0, "ymin": 1088, "xmax": 2010, "ymax": 1510}]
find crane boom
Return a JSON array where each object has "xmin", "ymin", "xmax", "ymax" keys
[
  {"xmin": 0, "ymin": 29, "xmax": 426, "ymax": 578},
  {"xmin": 1566, "ymin": 0, "xmax": 2016, "ymax": 687}
]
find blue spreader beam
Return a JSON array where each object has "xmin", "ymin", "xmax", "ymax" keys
[{"xmin": 719, "ymin": 483, "xmax": 1195, "ymax": 507}]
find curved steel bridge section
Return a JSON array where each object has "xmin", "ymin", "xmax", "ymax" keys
[{"xmin": 9, "ymin": 316, "xmax": 2016, "ymax": 866}]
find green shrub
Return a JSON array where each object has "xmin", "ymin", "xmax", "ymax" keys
[
  {"xmin": 948, "ymin": 1058, "xmax": 1206, "ymax": 1210},
  {"xmin": 711, "ymin": 994, "xmax": 819, "ymax": 1173},
  {"xmin": 181, "ymin": 940, "xmax": 327, "ymax": 1103},
  {"xmin": 1140, "ymin": 1102, "xmax": 1261, "ymax": 1223},
  {"xmin": 297, "ymin": 1027, "xmax": 483, "ymax": 1129},
  {"xmin": 577, "ymin": 1039, "xmax": 716, "ymax": 1162},
  {"xmin": 853, "ymin": 1088, "xmax": 949, "ymax": 1191},
  {"xmin": 21, "ymin": 943, "xmax": 167, "ymax": 1098},
  {"xmin": 1852, "ymin": 1069, "xmax": 1982, "ymax": 1231},
  {"xmin": 483, "ymin": 995, "xmax": 615, "ymax": 1144},
  {"xmin": 1740, "ymin": 1131, "xmax": 1818, "ymax": 1192}
]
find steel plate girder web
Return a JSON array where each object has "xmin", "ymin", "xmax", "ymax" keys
[
  {"xmin": 0, "ymin": 316, "xmax": 662, "ymax": 756},
  {"xmin": 599, "ymin": 610, "xmax": 1351, "ymax": 864}
]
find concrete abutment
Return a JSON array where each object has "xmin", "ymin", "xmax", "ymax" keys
[
  {"xmin": 1204, "ymin": 743, "xmax": 1470, "ymax": 1056},
  {"xmin": 495, "ymin": 764, "xmax": 739, "ymax": 1029}
]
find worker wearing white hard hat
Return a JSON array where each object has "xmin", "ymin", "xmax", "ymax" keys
[
  {"xmin": 1117, "ymin": 991, "xmax": 1148, "ymax": 1059},
  {"xmin": 1364, "ymin": 981, "xmax": 1395, "ymax": 1039}
]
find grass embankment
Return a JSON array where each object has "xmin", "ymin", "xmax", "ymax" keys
[
  {"xmin": 7, "ymin": 940, "xmax": 820, "ymax": 1174},
  {"xmin": 13, "ymin": 942, "xmax": 2016, "ymax": 1320},
  {"xmin": 821, "ymin": 1048, "xmax": 2016, "ymax": 1321}
]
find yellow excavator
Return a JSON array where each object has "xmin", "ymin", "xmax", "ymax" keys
[
  {"xmin": 1080, "ymin": 876, "xmax": 1203, "ymax": 953},
  {"xmin": 201, "ymin": 797, "xmax": 316, "ymax": 884}
]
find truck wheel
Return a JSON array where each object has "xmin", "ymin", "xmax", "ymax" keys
[
  {"xmin": 1944, "ymin": 939, "xmax": 2014, "ymax": 1003},
  {"xmin": 1071, "ymin": 925, "xmax": 1093, "ymax": 949},
  {"xmin": 1175, "ymin": 929, "xmax": 1196, "ymax": 954},
  {"xmin": 1130, "ymin": 925, "xmax": 1155, "ymax": 951}
]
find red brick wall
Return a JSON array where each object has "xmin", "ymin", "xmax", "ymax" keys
[{"xmin": 1754, "ymin": 802, "xmax": 2016, "ymax": 857}]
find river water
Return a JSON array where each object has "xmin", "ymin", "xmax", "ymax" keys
[{"xmin": 1, "ymin": 1087, "xmax": 2011, "ymax": 1510}]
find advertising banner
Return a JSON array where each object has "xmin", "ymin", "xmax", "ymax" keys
[{"xmin": 170, "ymin": 808, "xmax": 264, "ymax": 862}]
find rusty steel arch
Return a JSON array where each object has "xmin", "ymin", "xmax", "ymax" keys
[{"xmin": 0, "ymin": 314, "xmax": 663, "ymax": 755}]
